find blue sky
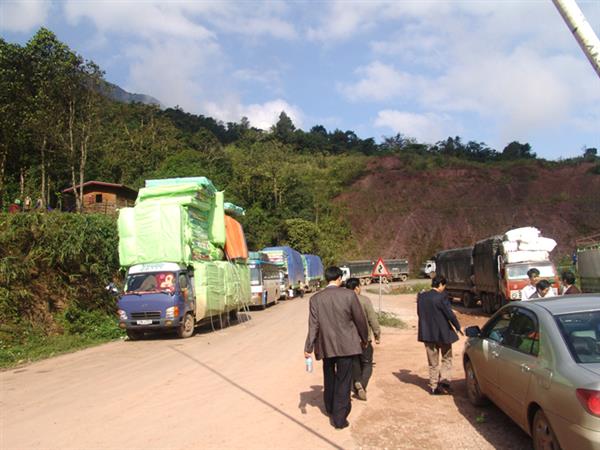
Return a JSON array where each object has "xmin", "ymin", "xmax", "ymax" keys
[{"xmin": 2, "ymin": 0, "xmax": 599, "ymax": 159}]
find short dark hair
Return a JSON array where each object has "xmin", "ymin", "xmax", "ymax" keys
[
  {"xmin": 536, "ymin": 279, "xmax": 550, "ymax": 291},
  {"xmin": 562, "ymin": 271, "xmax": 576, "ymax": 285},
  {"xmin": 431, "ymin": 275, "xmax": 447, "ymax": 288},
  {"xmin": 527, "ymin": 268, "xmax": 540, "ymax": 278},
  {"xmin": 324, "ymin": 266, "xmax": 343, "ymax": 282},
  {"xmin": 345, "ymin": 277, "xmax": 360, "ymax": 290}
]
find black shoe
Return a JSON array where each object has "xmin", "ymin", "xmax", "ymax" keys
[
  {"xmin": 334, "ymin": 420, "xmax": 350, "ymax": 429},
  {"xmin": 430, "ymin": 387, "xmax": 442, "ymax": 395},
  {"xmin": 438, "ymin": 383, "xmax": 453, "ymax": 394}
]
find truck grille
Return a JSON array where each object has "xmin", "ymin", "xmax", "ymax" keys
[{"xmin": 131, "ymin": 311, "xmax": 161, "ymax": 319}]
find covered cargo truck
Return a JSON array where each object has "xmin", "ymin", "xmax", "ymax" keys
[
  {"xmin": 261, "ymin": 246, "xmax": 305, "ymax": 297},
  {"xmin": 383, "ymin": 259, "xmax": 410, "ymax": 282},
  {"xmin": 577, "ymin": 234, "xmax": 600, "ymax": 293},
  {"xmin": 301, "ymin": 254, "xmax": 324, "ymax": 292},
  {"xmin": 115, "ymin": 177, "xmax": 251, "ymax": 339},
  {"xmin": 340, "ymin": 260, "xmax": 375, "ymax": 285},
  {"xmin": 435, "ymin": 247, "xmax": 476, "ymax": 307},
  {"xmin": 248, "ymin": 252, "xmax": 281, "ymax": 308}
]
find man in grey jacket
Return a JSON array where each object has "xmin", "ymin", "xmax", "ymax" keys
[
  {"xmin": 304, "ymin": 267, "xmax": 368, "ymax": 429},
  {"xmin": 345, "ymin": 277, "xmax": 381, "ymax": 401}
]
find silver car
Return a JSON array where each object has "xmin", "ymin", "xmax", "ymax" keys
[{"xmin": 463, "ymin": 295, "xmax": 600, "ymax": 450}]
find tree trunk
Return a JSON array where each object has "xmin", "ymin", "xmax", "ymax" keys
[
  {"xmin": 0, "ymin": 147, "xmax": 6, "ymax": 208},
  {"xmin": 40, "ymin": 137, "xmax": 47, "ymax": 209},
  {"xmin": 67, "ymin": 99, "xmax": 81, "ymax": 213},
  {"xmin": 20, "ymin": 167, "xmax": 25, "ymax": 198}
]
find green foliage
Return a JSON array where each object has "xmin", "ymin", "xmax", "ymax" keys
[
  {"xmin": 377, "ymin": 311, "xmax": 407, "ymax": 329},
  {"xmin": 284, "ymin": 218, "xmax": 319, "ymax": 254}
]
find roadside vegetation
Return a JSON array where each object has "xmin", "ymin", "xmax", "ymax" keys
[
  {"xmin": 377, "ymin": 312, "xmax": 408, "ymax": 329},
  {"xmin": 367, "ymin": 282, "xmax": 430, "ymax": 295}
]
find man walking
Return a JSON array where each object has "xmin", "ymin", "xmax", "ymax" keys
[
  {"xmin": 304, "ymin": 267, "xmax": 368, "ymax": 429},
  {"xmin": 417, "ymin": 276, "xmax": 462, "ymax": 395},
  {"xmin": 345, "ymin": 277, "xmax": 380, "ymax": 401}
]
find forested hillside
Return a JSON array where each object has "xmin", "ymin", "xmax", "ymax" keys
[{"xmin": 1, "ymin": 28, "xmax": 599, "ymax": 265}]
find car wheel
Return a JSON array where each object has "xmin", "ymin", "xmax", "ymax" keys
[
  {"xmin": 532, "ymin": 409, "xmax": 561, "ymax": 450},
  {"xmin": 465, "ymin": 360, "xmax": 488, "ymax": 406},
  {"xmin": 177, "ymin": 313, "xmax": 195, "ymax": 338}
]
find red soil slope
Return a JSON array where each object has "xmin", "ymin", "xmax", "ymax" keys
[{"xmin": 336, "ymin": 157, "xmax": 600, "ymax": 269}]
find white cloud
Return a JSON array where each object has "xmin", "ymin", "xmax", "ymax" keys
[
  {"xmin": 0, "ymin": 0, "xmax": 50, "ymax": 32},
  {"xmin": 204, "ymin": 98, "xmax": 304, "ymax": 130},
  {"xmin": 337, "ymin": 61, "xmax": 417, "ymax": 102},
  {"xmin": 374, "ymin": 110, "xmax": 454, "ymax": 143}
]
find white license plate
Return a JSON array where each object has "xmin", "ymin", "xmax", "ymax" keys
[{"xmin": 136, "ymin": 319, "xmax": 152, "ymax": 325}]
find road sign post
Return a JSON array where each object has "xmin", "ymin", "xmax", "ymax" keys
[{"xmin": 371, "ymin": 258, "xmax": 391, "ymax": 313}]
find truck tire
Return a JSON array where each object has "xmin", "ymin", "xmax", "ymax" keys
[
  {"xmin": 365, "ymin": 278, "xmax": 372, "ymax": 285},
  {"xmin": 462, "ymin": 292, "xmax": 476, "ymax": 308},
  {"xmin": 481, "ymin": 294, "xmax": 491, "ymax": 314},
  {"xmin": 399, "ymin": 274, "xmax": 408, "ymax": 282},
  {"xmin": 177, "ymin": 313, "xmax": 195, "ymax": 338},
  {"xmin": 126, "ymin": 329, "xmax": 143, "ymax": 341},
  {"xmin": 229, "ymin": 308, "xmax": 239, "ymax": 322}
]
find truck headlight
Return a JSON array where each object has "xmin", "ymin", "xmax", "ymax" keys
[
  {"xmin": 165, "ymin": 306, "xmax": 179, "ymax": 319},
  {"xmin": 118, "ymin": 309, "xmax": 128, "ymax": 320}
]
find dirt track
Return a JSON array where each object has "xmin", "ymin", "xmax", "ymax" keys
[{"xmin": 1, "ymin": 289, "xmax": 532, "ymax": 449}]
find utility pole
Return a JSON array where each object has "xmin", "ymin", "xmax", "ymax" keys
[{"xmin": 551, "ymin": 0, "xmax": 600, "ymax": 78}]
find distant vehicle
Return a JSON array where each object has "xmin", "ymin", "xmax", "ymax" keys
[
  {"xmin": 262, "ymin": 246, "xmax": 305, "ymax": 298},
  {"xmin": 420, "ymin": 259, "xmax": 436, "ymax": 278},
  {"xmin": 248, "ymin": 252, "xmax": 281, "ymax": 309},
  {"xmin": 435, "ymin": 230, "xmax": 559, "ymax": 313},
  {"xmin": 301, "ymin": 254, "xmax": 324, "ymax": 292},
  {"xmin": 383, "ymin": 259, "xmax": 409, "ymax": 282},
  {"xmin": 577, "ymin": 234, "xmax": 600, "ymax": 293},
  {"xmin": 463, "ymin": 295, "xmax": 600, "ymax": 450},
  {"xmin": 340, "ymin": 260, "xmax": 375, "ymax": 285}
]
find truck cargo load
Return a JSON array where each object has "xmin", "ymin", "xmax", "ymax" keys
[
  {"xmin": 262, "ymin": 246, "xmax": 305, "ymax": 296},
  {"xmin": 435, "ymin": 247, "xmax": 475, "ymax": 307},
  {"xmin": 383, "ymin": 259, "xmax": 409, "ymax": 282},
  {"xmin": 224, "ymin": 215, "xmax": 248, "ymax": 260},
  {"xmin": 301, "ymin": 254, "xmax": 324, "ymax": 292},
  {"xmin": 577, "ymin": 234, "xmax": 600, "ymax": 293}
]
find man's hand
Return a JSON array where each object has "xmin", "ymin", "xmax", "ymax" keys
[
  {"xmin": 304, "ymin": 351, "xmax": 311, "ymax": 359},
  {"xmin": 375, "ymin": 338, "xmax": 381, "ymax": 345}
]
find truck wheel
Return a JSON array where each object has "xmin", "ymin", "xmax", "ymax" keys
[
  {"xmin": 177, "ymin": 313, "xmax": 195, "ymax": 338},
  {"xmin": 399, "ymin": 274, "xmax": 408, "ymax": 282},
  {"xmin": 365, "ymin": 278, "xmax": 372, "ymax": 285},
  {"xmin": 462, "ymin": 292, "xmax": 476, "ymax": 308},
  {"xmin": 481, "ymin": 294, "xmax": 490, "ymax": 314},
  {"xmin": 229, "ymin": 308, "xmax": 239, "ymax": 322},
  {"xmin": 126, "ymin": 329, "xmax": 143, "ymax": 341}
]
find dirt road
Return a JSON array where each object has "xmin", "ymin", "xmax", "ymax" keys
[{"xmin": 1, "ymin": 290, "xmax": 531, "ymax": 450}]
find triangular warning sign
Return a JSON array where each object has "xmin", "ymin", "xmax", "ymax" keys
[{"xmin": 371, "ymin": 258, "xmax": 391, "ymax": 277}]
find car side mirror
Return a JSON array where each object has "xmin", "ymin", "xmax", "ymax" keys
[
  {"xmin": 465, "ymin": 326, "xmax": 481, "ymax": 338},
  {"xmin": 105, "ymin": 282, "xmax": 120, "ymax": 296}
]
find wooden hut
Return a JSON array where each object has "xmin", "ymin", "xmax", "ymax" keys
[{"xmin": 62, "ymin": 181, "xmax": 138, "ymax": 214}]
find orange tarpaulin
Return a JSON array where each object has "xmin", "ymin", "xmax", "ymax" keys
[{"xmin": 224, "ymin": 215, "xmax": 248, "ymax": 260}]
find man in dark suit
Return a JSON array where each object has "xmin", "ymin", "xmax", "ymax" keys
[
  {"xmin": 304, "ymin": 266, "xmax": 368, "ymax": 429},
  {"xmin": 562, "ymin": 271, "xmax": 581, "ymax": 295},
  {"xmin": 417, "ymin": 275, "xmax": 462, "ymax": 395}
]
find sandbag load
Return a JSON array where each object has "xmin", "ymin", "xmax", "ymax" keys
[
  {"xmin": 501, "ymin": 227, "xmax": 557, "ymax": 263},
  {"xmin": 118, "ymin": 177, "xmax": 226, "ymax": 266}
]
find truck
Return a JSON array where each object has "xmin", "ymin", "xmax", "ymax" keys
[
  {"xmin": 420, "ymin": 259, "xmax": 436, "ymax": 278},
  {"xmin": 435, "ymin": 228, "xmax": 560, "ymax": 313},
  {"xmin": 248, "ymin": 252, "xmax": 281, "ymax": 308},
  {"xmin": 434, "ymin": 247, "xmax": 476, "ymax": 307},
  {"xmin": 383, "ymin": 259, "xmax": 410, "ymax": 282},
  {"xmin": 340, "ymin": 260, "xmax": 375, "ymax": 285},
  {"xmin": 261, "ymin": 246, "xmax": 305, "ymax": 297},
  {"xmin": 301, "ymin": 254, "xmax": 324, "ymax": 292},
  {"xmin": 577, "ymin": 234, "xmax": 600, "ymax": 293},
  {"xmin": 114, "ymin": 177, "xmax": 251, "ymax": 339}
]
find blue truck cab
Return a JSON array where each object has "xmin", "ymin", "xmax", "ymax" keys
[{"xmin": 117, "ymin": 262, "xmax": 196, "ymax": 340}]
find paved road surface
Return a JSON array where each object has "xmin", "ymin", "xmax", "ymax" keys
[{"xmin": 1, "ymin": 290, "xmax": 530, "ymax": 449}]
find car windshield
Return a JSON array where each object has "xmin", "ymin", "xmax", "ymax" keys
[
  {"xmin": 556, "ymin": 311, "xmax": 600, "ymax": 364},
  {"xmin": 126, "ymin": 272, "xmax": 176, "ymax": 293},
  {"xmin": 506, "ymin": 263, "xmax": 555, "ymax": 280},
  {"xmin": 250, "ymin": 266, "xmax": 261, "ymax": 285}
]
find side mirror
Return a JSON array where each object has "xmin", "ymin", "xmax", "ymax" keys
[
  {"xmin": 465, "ymin": 326, "xmax": 481, "ymax": 338},
  {"xmin": 105, "ymin": 282, "xmax": 120, "ymax": 296}
]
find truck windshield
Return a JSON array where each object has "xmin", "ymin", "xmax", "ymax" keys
[
  {"xmin": 506, "ymin": 264, "xmax": 555, "ymax": 280},
  {"xmin": 250, "ymin": 266, "xmax": 261, "ymax": 285},
  {"xmin": 126, "ymin": 272, "xmax": 176, "ymax": 293}
]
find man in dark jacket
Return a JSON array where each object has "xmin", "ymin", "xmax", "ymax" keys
[
  {"xmin": 304, "ymin": 266, "xmax": 368, "ymax": 429},
  {"xmin": 417, "ymin": 276, "xmax": 462, "ymax": 395}
]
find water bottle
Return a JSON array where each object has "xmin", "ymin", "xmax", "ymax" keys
[{"xmin": 305, "ymin": 356, "xmax": 313, "ymax": 373}]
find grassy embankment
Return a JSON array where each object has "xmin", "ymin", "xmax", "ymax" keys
[{"xmin": 0, "ymin": 213, "xmax": 123, "ymax": 368}]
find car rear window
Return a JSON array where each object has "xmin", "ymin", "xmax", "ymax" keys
[{"xmin": 556, "ymin": 311, "xmax": 600, "ymax": 364}]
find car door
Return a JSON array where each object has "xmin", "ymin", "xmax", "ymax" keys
[
  {"xmin": 494, "ymin": 307, "xmax": 539, "ymax": 429},
  {"xmin": 474, "ymin": 308, "xmax": 514, "ymax": 401}
]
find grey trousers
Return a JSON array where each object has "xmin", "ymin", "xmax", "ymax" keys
[{"xmin": 424, "ymin": 342, "xmax": 452, "ymax": 389}]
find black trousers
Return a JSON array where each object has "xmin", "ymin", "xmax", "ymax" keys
[
  {"xmin": 352, "ymin": 342, "xmax": 374, "ymax": 389},
  {"xmin": 322, "ymin": 355, "xmax": 354, "ymax": 427}
]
